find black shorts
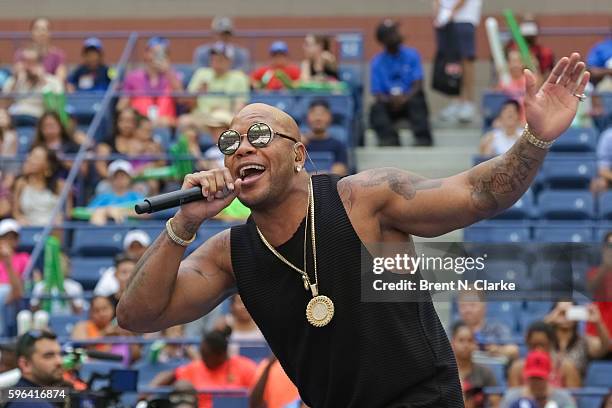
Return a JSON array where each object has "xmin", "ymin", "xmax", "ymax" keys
[{"xmin": 436, "ymin": 22, "xmax": 476, "ymax": 60}]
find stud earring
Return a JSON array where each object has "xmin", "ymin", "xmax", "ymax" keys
[{"xmin": 295, "ymin": 165, "xmax": 302, "ymax": 173}]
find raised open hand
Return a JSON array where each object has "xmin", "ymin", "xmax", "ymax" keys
[{"xmin": 524, "ymin": 52, "xmax": 591, "ymax": 141}]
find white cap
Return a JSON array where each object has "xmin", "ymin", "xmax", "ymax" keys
[
  {"xmin": 108, "ymin": 160, "xmax": 133, "ymax": 177},
  {"xmin": 123, "ymin": 230, "xmax": 151, "ymax": 250},
  {"xmin": 520, "ymin": 21, "xmax": 539, "ymax": 37},
  {"xmin": 0, "ymin": 218, "xmax": 20, "ymax": 236}
]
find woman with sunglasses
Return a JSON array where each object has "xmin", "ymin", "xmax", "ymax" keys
[{"xmin": 119, "ymin": 53, "xmax": 590, "ymax": 408}]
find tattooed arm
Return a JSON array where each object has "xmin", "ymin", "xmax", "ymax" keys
[
  {"xmin": 340, "ymin": 136, "xmax": 544, "ymax": 237},
  {"xmin": 117, "ymin": 225, "xmax": 235, "ymax": 332}
]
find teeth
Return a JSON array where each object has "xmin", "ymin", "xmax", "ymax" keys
[{"xmin": 239, "ymin": 164, "xmax": 265, "ymax": 178}]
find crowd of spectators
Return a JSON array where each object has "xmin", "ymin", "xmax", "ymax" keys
[{"xmin": 0, "ymin": 9, "xmax": 611, "ymax": 408}]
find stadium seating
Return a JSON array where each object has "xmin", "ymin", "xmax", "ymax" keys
[
  {"xmin": 540, "ymin": 156, "xmax": 596, "ymax": 189},
  {"xmin": 65, "ymin": 92, "xmax": 105, "ymax": 125},
  {"xmin": 549, "ymin": 127, "xmax": 598, "ymax": 152},
  {"xmin": 463, "ymin": 221, "xmax": 531, "ymax": 243},
  {"xmin": 305, "ymin": 151, "xmax": 335, "ymax": 173},
  {"xmin": 152, "ymin": 127, "xmax": 174, "ymax": 150},
  {"xmin": 481, "ymin": 92, "xmax": 509, "ymax": 129},
  {"xmin": 533, "ymin": 221, "xmax": 594, "ymax": 242},
  {"xmin": 536, "ymin": 190, "xmax": 594, "ymax": 220},
  {"xmin": 16, "ymin": 126, "xmax": 36, "ymax": 154},
  {"xmin": 173, "ymin": 63, "xmax": 196, "ymax": 88},
  {"xmin": 70, "ymin": 257, "xmax": 114, "ymax": 290},
  {"xmin": 249, "ymin": 93, "xmax": 295, "ymax": 114},
  {"xmin": 212, "ymin": 396, "xmax": 249, "ymax": 408},
  {"xmin": 293, "ymin": 94, "xmax": 354, "ymax": 130},
  {"xmin": 48, "ymin": 313, "xmax": 85, "ymax": 337},
  {"xmin": 478, "ymin": 360, "xmax": 506, "ymax": 387},
  {"xmin": 78, "ymin": 361, "xmax": 127, "ymax": 384},
  {"xmin": 598, "ymin": 191, "xmax": 612, "ymax": 219},
  {"xmin": 16, "ymin": 226, "xmax": 44, "ymax": 252},
  {"xmin": 585, "ymin": 361, "xmax": 612, "ymax": 387},
  {"xmin": 133, "ymin": 359, "xmax": 190, "ymax": 386},
  {"xmin": 492, "ymin": 190, "xmax": 535, "ymax": 220},
  {"xmin": 71, "ymin": 226, "xmax": 128, "ymax": 256}
]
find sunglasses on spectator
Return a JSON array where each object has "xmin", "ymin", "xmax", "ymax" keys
[{"xmin": 218, "ymin": 122, "xmax": 298, "ymax": 155}]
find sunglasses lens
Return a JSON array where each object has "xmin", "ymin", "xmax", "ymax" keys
[
  {"xmin": 218, "ymin": 130, "xmax": 241, "ymax": 155},
  {"xmin": 248, "ymin": 123, "xmax": 272, "ymax": 147}
]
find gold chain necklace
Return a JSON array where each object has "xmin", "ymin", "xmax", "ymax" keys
[{"xmin": 256, "ymin": 178, "xmax": 334, "ymax": 327}]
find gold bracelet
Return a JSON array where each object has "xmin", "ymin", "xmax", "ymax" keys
[
  {"xmin": 523, "ymin": 125, "xmax": 553, "ymax": 150},
  {"xmin": 165, "ymin": 217, "xmax": 197, "ymax": 247}
]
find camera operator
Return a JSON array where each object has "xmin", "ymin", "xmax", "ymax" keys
[{"xmin": 6, "ymin": 329, "xmax": 69, "ymax": 407}]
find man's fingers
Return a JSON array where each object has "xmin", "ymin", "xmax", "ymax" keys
[
  {"xmin": 524, "ymin": 69, "xmax": 538, "ymax": 99},
  {"xmin": 559, "ymin": 53, "xmax": 581, "ymax": 86},
  {"xmin": 574, "ymin": 71, "xmax": 591, "ymax": 95},
  {"xmin": 546, "ymin": 56, "xmax": 569, "ymax": 85},
  {"xmin": 568, "ymin": 61, "xmax": 585, "ymax": 86},
  {"xmin": 223, "ymin": 168, "xmax": 235, "ymax": 191}
]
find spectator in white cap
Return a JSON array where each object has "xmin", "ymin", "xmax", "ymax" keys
[
  {"xmin": 0, "ymin": 219, "xmax": 28, "ymax": 335},
  {"xmin": 67, "ymin": 37, "xmax": 111, "ymax": 93},
  {"xmin": 87, "ymin": 160, "xmax": 144, "ymax": 225},
  {"xmin": 193, "ymin": 16, "xmax": 251, "ymax": 72},
  {"xmin": 94, "ymin": 229, "xmax": 151, "ymax": 297}
]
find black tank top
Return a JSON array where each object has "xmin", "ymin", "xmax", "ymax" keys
[{"xmin": 230, "ymin": 174, "xmax": 463, "ymax": 408}]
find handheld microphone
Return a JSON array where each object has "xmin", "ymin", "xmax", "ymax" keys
[{"xmin": 134, "ymin": 187, "xmax": 204, "ymax": 214}]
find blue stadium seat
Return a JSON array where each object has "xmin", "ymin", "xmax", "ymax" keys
[
  {"xmin": 549, "ymin": 127, "xmax": 598, "ymax": 152},
  {"xmin": 299, "ymin": 124, "xmax": 349, "ymax": 145},
  {"xmin": 533, "ymin": 222, "xmax": 594, "ymax": 242},
  {"xmin": 133, "ymin": 359, "xmax": 189, "ymax": 386},
  {"xmin": 540, "ymin": 156, "xmax": 596, "ymax": 189},
  {"xmin": 153, "ymin": 127, "xmax": 174, "ymax": 150},
  {"xmin": 493, "ymin": 190, "xmax": 534, "ymax": 220},
  {"xmin": 482, "ymin": 260, "xmax": 529, "ymax": 285},
  {"xmin": 249, "ymin": 93, "xmax": 295, "ymax": 115},
  {"xmin": 485, "ymin": 301, "xmax": 522, "ymax": 335},
  {"xmin": 529, "ymin": 260, "xmax": 575, "ymax": 293},
  {"xmin": 70, "ymin": 257, "xmax": 114, "ymax": 290},
  {"xmin": 600, "ymin": 92, "xmax": 612, "ymax": 116},
  {"xmin": 481, "ymin": 92, "xmax": 509, "ymax": 129},
  {"xmin": 463, "ymin": 221, "xmax": 531, "ymax": 243},
  {"xmin": 212, "ymin": 396, "xmax": 249, "ymax": 408},
  {"xmin": 173, "ymin": 64, "xmax": 196, "ymax": 88},
  {"xmin": 537, "ymin": 190, "xmax": 594, "ymax": 220},
  {"xmin": 595, "ymin": 224, "xmax": 612, "ymax": 241},
  {"xmin": 65, "ymin": 92, "xmax": 105, "ymax": 125},
  {"xmin": 520, "ymin": 301, "xmax": 554, "ymax": 331},
  {"xmin": 585, "ymin": 361, "xmax": 612, "ymax": 387},
  {"xmin": 305, "ymin": 151, "xmax": 335, "ymax": 173},
  {"xmin": 577, "ymin": 396, "xmax": 605, "ymax": 408},
  {"xmin": 16, "ymin": 127, "xmax": 36, "ymax": 154},
  {"xmin": 598, "ymin": 191, "xmax": 612, "ymax": 219},
  {"xmin": 238, "ymin": 343, "xmax": 271, "ymax": 363},
  {"xmin": 338, "ymin": 63, "xmax": 364, "ymax": 90},
  {"xmin": 16, "ymin": 227, "xmax": 44, "ymax": 252},
  {"xmin": 71, "ymin": 226, "xmax": 128, "ymax": 256},
  {"xmin": 293, "ymin": 95, "xmax": 354, "ymax": 129},
  {"xmin": 48, "ymin": 314, "xmax": 84, "ymax": 337}
]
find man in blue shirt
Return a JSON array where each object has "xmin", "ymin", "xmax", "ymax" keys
[
  {"xmin": 369, "ymin": 20, "xmax": 433, "ymax": 146},
  {"xmin": 304, "ymin": 99, "xmax": 349, "ymax": 176},
  {"xmin": 193, "ymin": 16, "xmax": 250, "ymax": 72},
  {"xmin": 66, "ymin": 37, "xmax": 111, "ymax": 93},
  {"xmin": 587, "ymin": 37, "xmax": 612, "ymax": 88},
  {"xmin": 6, "ymin": 330, "xmax": 66, "ymax": 408}
]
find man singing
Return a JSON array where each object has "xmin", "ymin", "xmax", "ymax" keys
[{"xmin": 118, "ymin": 53, "xmax": 589, "ymax": 407}]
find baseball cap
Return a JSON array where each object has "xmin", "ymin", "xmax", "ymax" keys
[
  {"xmin": 376, "ymin": 19, "xmax": 399, "ymax": 42},
  {"xmin": 147, "ymin": 36, "xmax": 170, "ymax": 50},
  {"xmin": 520, "ymin": 21, "xmax": 539, "ymax": 37},
  {"xmin": 123, "ymin": 230, "xmax": 151, "ymax": 250},
  {"xmin": 202, "ymin": 109, "xmax": 233, "ymax": 128},
  {"xmin": 212, "ymin": 16, "xmax": 234, "ymax": 34},
  {"xmin": 0, "ymin": 218, "xmax": 20, "ymax": 237},
  {"xmin": 108, "ymin": 160, "xmax": 133, "ymax": 177},
  {"xmin": 83, "ymin": 37, "xmax": 103, "ymax": 51},
  {"xmin": 209, "ymin": 42, "xmax": 235, "ymax": 60},
  {"xmin": 269, "ymin": 41, "xmax": 289, "ymax": 55},
  {"xmin": 523, "ymin": 350, "xmax": 552, "ymax": 379}
]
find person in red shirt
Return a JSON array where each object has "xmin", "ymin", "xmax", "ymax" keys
[
  {"xmin": 150, "ymin": 329, "xmax": 257, "ymax": 408},
  {"xmin": 586, "ymin": 231, "xmax": 612, "ymax": 357},
  {"xmin": 506, "ymin": 17, "xmax": 555, "ymax": 78},
  {"xmin": 251, "ymin": 41, "xmax": 301, "ymax": 90}
]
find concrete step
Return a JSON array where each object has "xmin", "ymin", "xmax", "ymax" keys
[{"xmin": 355, "ymin": 146, "xmax": 477, "ymax": 179}]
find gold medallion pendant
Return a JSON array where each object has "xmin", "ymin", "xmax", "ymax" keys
[{"xmin": 306, "ymin": 295, "xmax": 335, "ymax": 327}]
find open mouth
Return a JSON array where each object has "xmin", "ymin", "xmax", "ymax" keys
[{"xmin": 238, "ymin": 164, "xmax": 266, "ymax": 184}]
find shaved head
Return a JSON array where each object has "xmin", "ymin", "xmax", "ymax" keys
[{"xmin": 232, "ymin": 103, "xmax": 301, "ymax": 142}]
